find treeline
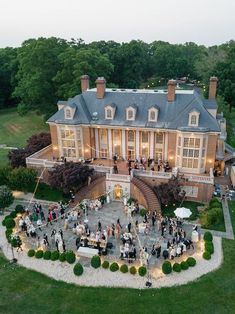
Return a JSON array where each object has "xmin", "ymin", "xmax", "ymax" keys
[{"xmin": 0, "ymin": 37, "xmax": 235, "ymax": 117}]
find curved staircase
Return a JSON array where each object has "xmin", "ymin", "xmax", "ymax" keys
[{"xmin": 131, "ymin": 177, "xmax": 161, "ymax": 217}]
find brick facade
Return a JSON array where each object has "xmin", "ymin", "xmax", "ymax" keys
[
  {"xmin": 49, "ymin": 124, "xmax": 59, "ymax": 158},
  {"xmin": 130, "ymin": 182, "xmax": 148, "ymax": 208},
  {"xmin": 167, "ymin": 132, "xmax": 177, "ymax": 167},
  {"xmin": 205, "ymin": 134, "xmax": 218, "ymax": 171}
]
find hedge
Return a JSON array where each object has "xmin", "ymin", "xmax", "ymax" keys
[
  {"xmin": 129, "ymin": 266, "xmax": 137, "ymax": 275},
  {"xmin": 180, "ymin": 261, "xmax": 189, "ymax": 270},
  {"xmin": 173, "ymin": 263, "xmax": 181, "ymax": 272},
  {"xmin": 140, "ymin": 208, "xmax": 147, "ymax": 217},
  {"xmin": 120, "ymin": 264, "xmax": 128, "ymax": 273},
  {"xmin": 15, "ymin": 204, "xmax": 25, "ymax": 214},
  {"xmin": 162, "ymin": 261, "xmax": 172, "ymax": 274},
  {"xmin": 91, "ymin": 255, "xmax": 101, "ymax": 269},
  {"xmin": 205, "ymin": 241, "xmax": 214, "ymax": 254},
  {"xmin": 203, "ymin": 251, "xmax": 211, "ymax": 260},
  {"xmin": 5, "ymin": 228, "xmax": 13, "ymax": 240},
  {"xmin": 66, "ymin": 251, "xmax": 76, "ymax": 264},
  {"xmin": 110, "ymin": 262, "xmax": 119, "ymax": 272},
  {"xmin": 51, "ymin": 251, "xmax": 60, "ymax": 261},
  {"xmin": 9, "ymin": 211, "xmax": 17, "ymax": 219},
  {"xmin": 73, "ymin": 263, "xmax": 84, "ymax": 276},
  {"xmin": 102, "ymin": 261, "xmax": 109, "ymax": 269},
  {"xmin": 27, "ymin": 249, "xmax": 35, "ymax": 257},
  {"xmin": 59, "ymin": 252, "xmax": 66, "ymax": 262},
  {"xmin": 43, "ymin": 251, "xmax": 51, "ymax": 260},
  {"xmin": 4, "ymin": 218, "xmax": 15, "ymax": 229},
  {"xmin": 203, "ymin": 231, "xmax": 213, "ymax": 242},
  {"xmin": 35, "ymin": 250, "xmax": 43, "ymax": 259},
  {"xmin": 138, "ymin": 266, "xmax": 147, "ymax": 277},
  {"xmin": 186, "ymin": 257, "xmax": 196, "ymax": 267}
]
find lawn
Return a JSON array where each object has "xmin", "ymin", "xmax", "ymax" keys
[
  {"xmin": 228, "ymin": 200, "xmax": 235, "ymax": 233},
  {"xmin": 34, "ymin": 182, "xmax": 68, "ymax": 202},
  {"xmin": 161, "ymin": 200, "xmax": 203, "ymax": 221}
]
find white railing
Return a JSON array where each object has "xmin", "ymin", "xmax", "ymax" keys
[
  {"xmin": 27, "ymin": 144, "xmax": 53, "ymax": 158},
  {"xmin": 91, "ymin": 165, "xmax": 113, "ymax": 174},
  {"xmin": 132, "ymin": 169, "xmax": 172, "ymax": 179},
  {"xmin": 106, "ymin": 173, "xmax": 131, "ymax": 182},
  {"xmin": 183, "ymin": 171, "xmax": 214, "ymax": 184}
]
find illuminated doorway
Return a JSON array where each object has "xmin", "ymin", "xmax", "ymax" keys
[{"xmin": 113, "ymin": 184, "xmax": 123, "ymax": 200}]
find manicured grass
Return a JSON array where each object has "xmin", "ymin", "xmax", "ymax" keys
[
  {"xmin": 161, "ymin": 201, "xmax": 203, "ymax": 221},
  {"xmin": 0, "ymin": 239, "xmax": 235, "ymax": 313},
  {"xmin": 228, "ymin": 200, "xmax": 235, "ymax": 235},
  {"xmin": 34, "ymin": 182, "xmax": 68, "ymax": 202},
  {"xmin": 0, "ymin": 150, "xmax": 10, "ymax": 167}
]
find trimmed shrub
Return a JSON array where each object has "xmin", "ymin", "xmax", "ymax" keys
[
  {"xmin": 203, "ymin": 231, "xmax": 213, "ymax": 242},
  {"xmin": 27, "ymin": 249, "xmax": 35, "ymax": 257},
  {"xmin": 138, "ymin": 266, "xmax": 147, "ymax": 277},
  {"xmin": 162, "ymin": 261, "xmax": 172, "ymax": 274},
  {"xmin": 35, "ymin": 250, "xmax": 43, "ymax": 259},
  {"xmin": 4, "ymin": 218, "xmax": 15, "ymax": 229},
  {"xmin": 59, "ymin": 252, "xmax": 66, "ymax": 262},
  {"xmin": 9, "ymin": 211, "xmax": 17, "ymax": 219},
  {"xmin": 102, "ymin": 260, "xmax": 109, "ymax": 269},
  {"xmin": 120, "ymin": 264, "xmax": 128, "ymax": 273},
  {"xmin": 173, "ymin": 263, "xmax": 181, "ymax": 272},
  {"xmin": 110, "ymin": 262, "xmax": 119, "ymax": 272},
  {"xmin": 91, "ymin": 255, "xmax": 101, "ymax": 269},
  {"xmin": 180, "ymin": 261, "xmax": 189, "ymax": 270},
  {"xmin": 43, "ymin": 251, "xmax": 51, "ymax": 260},
  {"xmin": 186, "ymin": 257, "xmax": 196, "ymax": 267},
  {"xmin": 73, "ymin": 263, "xmax": 84, "ymax": 276},
  {"xmin": 51, "ymin": 251, "xmax": 60, "ymax": 261},
  {"xmin": 203, "ymin": 251, "xmax": 211, "ymax": 260},
  {"xmin": 129, "ymin": 266, "xmax": 137, "ymax": 275},
  {"xmin": 209, "ymin": 198, "xmax": 221, "ymax": 208},
  {"xmin": 66, "ymin": 250, "xmax": 76, "ymax": 264},
  {"xmin": 127, "ymin": 197, "xmax": 136, "ymax": 205},
  {"xmin": 140, "ymin": 208, "xmax": 147, "ymax": 217},
  {"xmin": 5, "ymin": 228, "xmax": 13, "ymax": 240},
  {"xmin": 15, "ymin": 204, "xmax": 25, "ymax": 214},
  {"xmin": 205, "ymin": 241, "xmax": 214, "ymax": 254}
]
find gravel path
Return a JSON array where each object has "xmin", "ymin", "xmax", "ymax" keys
[{"xmin": 0, "ymin": 216, "xmax": 223, "ymax": 289}]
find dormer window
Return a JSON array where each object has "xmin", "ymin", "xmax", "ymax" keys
[
  {"xmin": 126, "ymin": 106, "xmax": 136, "ymax": 121},
  {"xmin": 64, "ymin": 104, "xmax": 76, "ymax": 120},
  {"xmin": 188, "ymin": 110, "xmax": 200, "ymax": 127},
  {"xmin": 148, "ymin": 106, "xmax": 158, "ymax": 122},
  {"xmin": 65, "ymin": 108, "xmax": 72, "ymax": 119},
  {"xmin": 105, "ymin": 105, "xmax": 115, "ymax": 120}
]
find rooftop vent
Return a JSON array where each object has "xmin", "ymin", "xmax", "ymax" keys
[
  {"xmin": 91, "ymin": 112, "xmax": 98, "ymax": 121},
  {"xmin": 112, "ymin": 89, "xmax": 117, "ymax": 91},
  {"xmin": 120, "ymin": 89, "xmax": 126, "ymax": 91},
  {"xmin": 132, "ymin": 89, "xmax": 137, "ymax": 92},
  {"xmin": 154, "ymin": 89, "xmax": 158, "ymax": 92}
]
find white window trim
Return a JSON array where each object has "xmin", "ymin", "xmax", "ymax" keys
[
  {"xmin": 126, "ymin": 107, "xmax": 136, "ymax": 121},
  {"xmin": 105, "ymin": 106, "xmax": 114, "ymax": 120},
  {"xmin": 188, "ymin": 111, "xmax": 200, "ymax": 127},
  {"xmin": 148, "ymin": 108, "xmax": 158, "ymax": 122}
]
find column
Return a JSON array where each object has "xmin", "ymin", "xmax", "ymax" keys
[
  {"xmin": 150, "ymin": 131, "xmax": 154, "ymax": 159},
  {"xmin": 95, "ymin": 128, "xmax": 99, "ymax": 158},
  {"xmin": 136, "ymin": 130, "xmax": 140, "ymax": 160},
  {"xmin": 108, "ymin": 129, "xmax": 112, "ymax": 159},
  {"xmin": 122, "ymin": 130, "xmax": 126, "ymax": 159},
  {"xmin": 164, "ymin": 132, "xmax": 168, "ymax": 160}
]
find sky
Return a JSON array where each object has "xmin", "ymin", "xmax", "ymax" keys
[{"xmin": 0, "ymin": 0, "xmax": 235, "ymax": 48}]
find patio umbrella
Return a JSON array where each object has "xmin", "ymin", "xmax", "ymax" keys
[{"xmin": 174, "ymin": 207, "xmax": 192, "ymax": 219}]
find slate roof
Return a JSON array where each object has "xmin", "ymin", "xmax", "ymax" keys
[{"xmin": 48, "ymin": 89, "xmax": 220, "ymax": 133}]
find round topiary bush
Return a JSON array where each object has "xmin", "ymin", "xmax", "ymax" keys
[
  {"xmin": 162, "ymin": 261, "xmax": 172, "ymax": 274},
  {"xmin": 120, "ymin": 264, "xmax": 128, "ymax": 273},
  {"xmin": 43, "ymin": 251, "xmax": 51, "ymax": 260},
  {"xmin": 205, "ymin": 241, "xmax": 214, "ymax": 254},
  {"xmin": 9, "ymin": 211, "xmax": 17, "ymax": 219},
  {"xmin": 180, "ymin": 261, "xmax": 189, "ymax": 270},
  {"xmin": 129, "ymin": 266, "xmax": 137, "ymax": 275},
  {"xmin": 186, "ymin": 257, "xmax": 196, "ymax": 267},
  {"xmin": 173, "ymin": 263, "xmax": 181, "ymax": 272},
  {"xmin": 35, "ymin": 250, "xmax": 43, "ymax": 259},
  {"xmin": 66, "ymin": 250, "xmax": 76, "ymax": 264},
  {"xmin": 51, "ymin": 251, "xmax": 60, "ymax": 261},
  {"xmin": 59, "ymin": 252, "xmax": 66, "ymax": 262},
  {"xmin": 140, "ymin": 208, "xmax": 147, "ymax": 217},
  {"xmin": 4, "ymin": 218, "xmax": 15, "ymax": 229},
  {"xmin": 27, "ymin": 249, "xmax": 35, "ymax": 257},
  {"xmin": 203, "ymin": 251, "xmax": 211, "ymax": 260},
  {"xmin": 73, "ymin": 263, "xmax": 84, "ymax": 276},
  {"xmin": 102, "ymin": 260, "xmax": 109, "ymax": 269},
  {"xmin": 203, "ymin": 231, "xmax": 213, "ymax": 242},
  {"xmin": 91, "ymin": 255, "xmax": 101, "ymax": 269},
  {"xmin": 110, "ymin": 262, "xmax": 119, "ymax": 272},
  {"xmin": 5, "ymin": 228, "xmax": 13, "ymax": 240},
  {"xmin": 138, "ymin": 266, "xmax": 147, "ymax": 277},
  {"xmin": 15, "ymin": 204, "xmax": 25, "ymax": 214}
]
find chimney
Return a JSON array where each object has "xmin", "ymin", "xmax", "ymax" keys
[
  {"xmin": 208, "ymin": 76, "xmax": 218, "ymax": 100},
  {"xmin": 95, "ymin": 77, "xmax": 106, "ymax": 99},
  {"xmin": 167, "ymin": 79, "xmax": 176, "ymax": 102},
  {"xmin": 80, "ymin": 75, "xmax": 89, "ymax": 92}
]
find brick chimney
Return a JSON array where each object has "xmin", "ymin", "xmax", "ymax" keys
[
  {"xmin": 208, "ymin": 76, "xmax": 218, "ymax": 100},
  {"xmin": 167, "ymin": 79, "xmax": 176, "ymax": 102},
  {"xmin": 95, "ymin": 77, "xmax": 106, "ymax": 99},
  {"xmin": 80, "ymin": 75, "xmax": 89, "ymax": 92}
]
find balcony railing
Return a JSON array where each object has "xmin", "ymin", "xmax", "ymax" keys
[
  {"xmin": 106, "ymin": 173, "xmax": 131, "ymax": 182},
  {"xmin": 132, "ymin": 169, "xmax": 173, "ymax": 179}
]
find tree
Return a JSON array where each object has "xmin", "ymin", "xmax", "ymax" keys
[
  {"xmin": 8, "ymin": 167, "xmax": 37, "ymax": 192},
  {"xmin": 0, "ymin": 185, "xmax": 14, "ymax": 211},
  {"xmin": 153, "ymin": 177, "xmax": 184, "ymax": 205},
  {"xmin": 0, "ymin": 167, "xmax": 11, "ymax": 185},
  {"xmin": 8, "ymin": 148, "xmax": 29, "ymax": 168},
  {"xmin": 48, "ymin": 162, "xmax": 94, "ymax": 194}
]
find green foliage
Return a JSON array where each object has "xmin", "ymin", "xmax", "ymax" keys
[
  {"xmin": 138, "ymin": 266, "xmax": 147, "ymax": 277},
  {"xmin": 180, "ymin": 261, "xmax": 189, "ymax": 270},
  {"xmin": 15, "ymin": 204, "xmax": 25, "ymax": 214},
  {"xmin": 203, "ymin": 231, "xmax": 213, "ymax": 242},
  {"xmin": 109, "ymin": 262, "xmax": 119, "ymax": 272},
  {"xmin": 0, "ymin": 185, "xmax": 14, "ymax": 210},
  {"xmin": 139, "ymin": 208, "xmax": 147, "ymax": 217},
  {"xmin": 205, "ymin": 241, "xmax": 214, "ymax": 254},
  {"xmin": 9, "ymin": 211, "xmax": 17, "ymax": 218},
  {"xmin": 4, "ymin": 217, "xmax": 15, "ymax": 229},
  {"xmin": 73, "ymin": 263, "xmax": 84, "ymax": 276},
  {"xmin": 91, "ymin": 255, "xmax": 101, "ymax": 269},
  {"xmin": 5, "ymin": 228, "xmax": 13, "ymax": 240},
  {"xmin": 43, "ymin": 251, "xmax": 51, "ymax": 260},
  {"xmin": 209, "ymin": 198, "xmax": 221, "ymax": 208},
  {"xmin": 127, "ymin": 197, "xmax": 136, "ymax": 205},
  {"xmin": 129, "ymin": 266, "xmax": 137, "ymax": 275},
  {"xmin": 8, "ymin": 167, "xmax": 37, "ymax": 192},
  {"xmin": 173, "ymin": 263, "xmax": 181, "ymax": 272},
  {"xmin": 35, "ymin": 250, "xmax": 44, "ymax": 259},
  {"xmin": 102, "ymin": 260, "xmax": 109, "ymax": 269},
  {"xmin": 11, "ymin": 235, "xmax": 22, "ymax": 248},
  {"xmin": 17, "ymin": 103, "xmax": 29, "ymax": 116},
  {"xmin": 120, "ymin": 264, "xmax": 128, "ymax": 274},
  {"xmin": 186, "ymin": 257, "xmax": 196, "ymax": 267},
  {"xmin": 0, "ymin": 167, "xmax": 11, "ymax": 186},
  {"xmin": 154, "ymin": 177, "xmax": 184, "ymax": 206},
  {"xmin": 51, "ymin": 251, "xmax": 60, "ymax": 261},
  {"xmin": 162, "ymin": 261, "xmax": 172, "ymax": 274},
  {"xmin": 203, "ymin": 251, "xmax": 211, "ymax": 260},
  {"xmin": 66, "ymin": 251, "xmax": 76, "ymax": 264},
  {"xmin": 35, "ymin": 182, "xmax": 66, "ymax": 202},
  {"xmin": 27, "ymin": 249, "xmax": 35, "ymax": 257},
  {"xmin": 59, "ymin": 252, "xmax": 66, "ymax": 262}
]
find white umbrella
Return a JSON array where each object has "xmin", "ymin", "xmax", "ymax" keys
[{"xmin": 174, "ymin": 207, "xmax": 192, "ymax": 218}]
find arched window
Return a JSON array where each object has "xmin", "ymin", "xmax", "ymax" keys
[
  {"xmin": 127, "ymin": 109, "xmax": 134, "ymax": 120},
  {"xmin": 65, "ymin": 109, "xmax": 71, "ymax": 119},
  {"xmin": 190, "ymin": 115, "xmax": 197, "ymax": 125},
  {"xmin": 106, "ymin": 108, "xmax": 112, "ymax": 119},
  {"xmin": 150, "ymin": 110, "xmax": 155, "ymax": 121},
  {"xmin": 128, "ymin": 130, "xmax": 134, "ymax": 142}
]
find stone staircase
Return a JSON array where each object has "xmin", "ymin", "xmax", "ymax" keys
[{"xmin": 131, "ymin": 176, "xmax": 161, "ymax": 217}]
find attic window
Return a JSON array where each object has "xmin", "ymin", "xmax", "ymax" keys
[
  {"xmin": 188, "ymin": 111, "xmax": 200, "ymax": 127},
  {"xmin": 148, "ymin": 107, "xmax": 158, "ymax": 122},
  {"xmin": 105, "ymin": 105, "xmax": 115, "ymax": 120},
  {"xmin": 65, "ymin": 108, "xmax": 72, "ymax": 119},
  {"xmin": 190, "ymin": 115, "xmax": 197, "ymax": 125}
]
